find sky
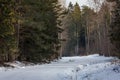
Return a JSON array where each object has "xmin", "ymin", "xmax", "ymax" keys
[{"xmin": 65, "ymin": 0, "xmax": 89, "ymax": 7}]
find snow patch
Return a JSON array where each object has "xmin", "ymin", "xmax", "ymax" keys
[{"xmin": 0, "ymin": 54, "xmax": 120, "ymax": 80}]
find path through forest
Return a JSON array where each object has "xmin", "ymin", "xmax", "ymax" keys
[{"xmin": 0, "ymin": 54, "xmax": 120, "ymax": 80}]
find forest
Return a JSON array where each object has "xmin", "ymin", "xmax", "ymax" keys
[{"xmin": 0, "ymin": 0, "xmax": 120, "ymax": 64}]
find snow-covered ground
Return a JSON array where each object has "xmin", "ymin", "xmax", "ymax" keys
[{"xmin": 0, "ymin": 54, "xmax": 120, "ymax": 80}]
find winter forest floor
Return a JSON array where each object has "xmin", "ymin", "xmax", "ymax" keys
[{"xmin": 0, "ymin": 54, "xmax": 120, "ymax": 80}]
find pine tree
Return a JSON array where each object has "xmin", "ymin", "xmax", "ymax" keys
[
  {"xmin": 81, "ymin": 6, "xmax": 97, "ymax": 55},
  {"xmin": 110, "ymin": 0, "xmax": 120, "ymax": 57},
  {"xmin": 17, "ymin": 0, "xmax": 63, "ymax": 62},
  {"xmin": 0, "ymin": 0, "xmax": 17, "ymax": 62},
  {"xmin": 0, "ymin": 0, "xmax": 64, "ymax": 63},
  {"xmin": 63, "ymin": 2, "xmax": 83, "ymax": 56}
]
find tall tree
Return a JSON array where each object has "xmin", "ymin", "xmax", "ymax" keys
[
  {"xmin": 81, "ymin": 5, "xmax": 97, "ymax": 55},
  {"xmin": 109, "ymin": 0, "xmax": 120, "ymax": 57},
  {"xmin": 17, "ymin": 0, "xmax": 63, "ymax": 62},
  {"xmin": 63, "ymin": 2, "xmax": 83, "ymax": 56},
  {"xmin": 0, "ymin": 0, "xmax": 17, "ymax": 62}
]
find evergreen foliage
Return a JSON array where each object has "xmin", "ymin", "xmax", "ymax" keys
[
  {"xmin": 0, "ymin": 0, "xmax": 63, "ymax": 63},
  {"xmin": 63, "ymin": 2, "xmax": 85, "ymax": 56},
  {"xmin": 110, "ymin": 0, "xmax": 120, "ymax": 56},
  {"xmin": 0, "ymin": 0, "xmax": 17, "ymax": 62}
]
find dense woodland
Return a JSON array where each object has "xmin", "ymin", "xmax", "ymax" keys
[
  {"xmin": 0, "ymin": 0, "xmax": 64, "ymax": 63},
  {"xmin": 0, "ymin": 0, "xmax": 120, "ymax": 63},
  {"xmin": 62, "ymin": 0, "xmax": 120, "ymax": 58}
]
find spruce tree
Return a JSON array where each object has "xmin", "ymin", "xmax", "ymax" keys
[
  {"xmin": 110, "ymin": 0, "xmax": 120, "ymax": 56},
  {"xmin": 18, "ymin": 0, "xmax": 63, "ymax": 62},
  {"xmin": 64, "ymin": 2, "xmax": 83, "ymax": 56},
  {"xmin": 0, "ymin": 0, "xmax": 17, "ymax": 62}
]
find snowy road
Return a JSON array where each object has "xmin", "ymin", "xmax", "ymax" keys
[{"xmin": 0, "ymin": 54, "xmax": 120, "ymax": 80}]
